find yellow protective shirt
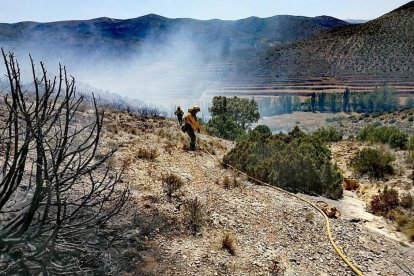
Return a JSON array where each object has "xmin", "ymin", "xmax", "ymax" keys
[{"xmin": 183, "ymin": 112, "xmax": 200, "ymax": 131}]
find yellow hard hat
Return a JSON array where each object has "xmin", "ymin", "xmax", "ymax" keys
[{"xmin": 192, "ymin": 105, "xmax": 200, "ymax": 111}]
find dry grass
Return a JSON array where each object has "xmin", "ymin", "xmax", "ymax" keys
[
  {"xmin": 183, "ymin": 197, "xmax": 205, "ymax": 236},
  {"xmin": 162, "ymin": 173, "xmax": 184, "ymax": 200},
  {"xmin": 222, "ymin": 176, "xmax": 231, "ymax": 189},
  {"xmin": 305, "ymin": 212, "xmax": 314, "ymax": 223},
  {"xmin": 370, "ymin": 187, "xmax": 399, "ymax": 216},
  {"xmin": 344, "ymin": 178, "xmax": 360, "ymax": 191},
  {"xmin": 107, "ymin": 124, "xmax": 120, "ymax": 134},
  {"xmin": 400, "ymin": 193, "xmax": 413, "ymax": 209},
  {"xmin": 388, "ymin": 209, "xmax": 414, "ymax": 241},
  {"xmin": 198, "ymin": 139, "xmax": 216, "ymax": 155},
  {"xmin": 128, "ymin": 128, "xmax": 139, "ymax": 135},
  {"xmin": 221, "ymin": 233, "xmax": 236, "ymax": 255},
  {"xmin": 269, "ymin": 256, "xmax": 286, "ymax": 276},
  {"xmin": 164, "ymin": 140, "xmax": 175, "ymax": 155},
  {"xmin": 220, "ymin": 175, "xmax": 242, "ymax": 190},
  {"xmin": 137, "ymin": 148, "xmax": 158, "ymax": 160}
]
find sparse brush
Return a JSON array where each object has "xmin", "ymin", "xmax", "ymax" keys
[
  {"xmin": 164, "ymin": 141, "xmax": 175, "ymax": 155},
  {"xmin": 388, "ymin": 209, "xmax": 414, "ymax": 241},
  {"xmin": 221, "ymin": 233, "xmax": 236, "ymax": 255},
  {"xmin": 270, "ymin": 256, "xmax": 286, "ymax": 276},
  {"xmin": 410, "ymin": 169, "xmax": 414, "ymax": 184},
  {"xmin": 406, "ymin": 151, "xmax": 414, "ymax": 166},
  {"xmin": 305, "ymin": 212, "xmax": 314, "ymax": 222},
  {"xmin": 183, "ymin": 197, "xmax": 205, "ymax": 236},
  {"xmin": 107, "ymin": 124, "xmax": 120, "ymax": 134},
  {"xmin": 232, "ymin": 177, "xmax": 241, "ymax": 188},
  {"xmin": 222, "ymin": 176, "xmax": 231, "ymax": 189},
  {"xmin": 137, "ymin": 148, "xmax": 158, "ymax": 160},
  {"xmin": 344, "ymin": 178, "xmax": 360, "ymax": 191},
  {"xmin": 162, "ymin": 173, "xmax": 184, "ymax": 200},
  {"xmin": 400, "ymin": 193, "xmax": 413, "ymax": 209},
  {"xmin": 129, "ymin": 128, "xmax": 139, "ymax": 135},
  {"xmin": 370, "ymin": 187, "xmax": 399, "ymax": 216}
]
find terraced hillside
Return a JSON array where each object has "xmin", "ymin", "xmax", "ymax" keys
[{"xmin": 204, "ymin": 2, "xmax": 414, "ymax": 99}]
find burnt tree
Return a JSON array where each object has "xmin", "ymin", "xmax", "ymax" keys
[{"xmin": 0, "ymin": 49, "xmax": 130, "ymax": 274}]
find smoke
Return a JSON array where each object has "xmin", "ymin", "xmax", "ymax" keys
[{"xmin": 0, "ymin": 19, "xmax": 238, "ymax": 117}]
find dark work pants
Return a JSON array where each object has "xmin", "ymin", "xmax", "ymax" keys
[
  {"xmin": 186, "ymin": 126, "xmax": 196, "ymax": 150},
  {"xmin": 177, "ymin": 115, "xmax": 183, "ymax": 125}
]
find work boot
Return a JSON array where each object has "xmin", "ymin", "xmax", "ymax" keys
[{"xmin": 190, "ymin": 142, "xmax": 196, "ymax": 151}]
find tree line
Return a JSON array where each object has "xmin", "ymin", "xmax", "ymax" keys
[{"xmin": 257, "ymin": 86, "xmax": 413, "ymax": 116}]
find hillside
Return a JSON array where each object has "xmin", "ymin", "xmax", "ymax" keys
[
  {"xmin": 100, "ymin": 109, "xmax": 414, "ymax": 275},
  {"xmin": 0, "ymin": 14, "xmax": 350, "ymax": 65},
  {"xmin": 207, "ymin": 1, "xmax": 414, "ymax": 99},
  {"xmin": 261, "ymin": 1, "xmax": 414, "ymax": 78}
]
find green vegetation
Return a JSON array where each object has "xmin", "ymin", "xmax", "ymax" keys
[
  {"xmin": 350, "ymin": 148, "xmax": 395, "ymax": 178},
  {"xmin": 357, "ymin": 125, "xmax": 408, "ymax": 149},
  {"xmin": 405, "ymin": 97, "xmax": 414, "ymax": 109},
  {"xmin": 257, "ymin": 95, "xmax": 301, "ymax": 116},
  {"xmin": 350, "ymin": 86, "xmax": 399, "ymax": 113},
  {"xmin": 207, "ymin": 96, "xmax": 260, "ymax": 140},
  {"xmin": 257, "ymin": 85, "xmax": 402, "ymax": 116},
  {"xmin": 407, "ymin": 135, "xmax": 414, "ymax": 151},
  {"xmin": 223, "ymin": 126, "xmax": 343, "ymax": 199},
  {"xmin": 312, "ymin": 127, "xmax": 342, "ymax": 143},
  {"xmin": 206, "ymin": 116, "xmax": 245, "ymax": 140}
]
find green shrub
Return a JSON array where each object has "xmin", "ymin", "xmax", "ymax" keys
[
  {"xmin": 223, "ymin": 126, "xmax": 343, "ymax": 199},
  {"xmin": 206, "ymin": 116, "xmax": 245, "ymax": 140},
  {"xmin": 407, "ymin": 135, "xmax": 414, "ymax": 151},
  {"xmin": 208, "ymin": 96, "xmax": 260, "ymax": 130},
  {"xmin": 357, "ymin": 125, "xmax": 407, "ymax": 149},
  {"xmin": 350, "ymin": 148, "xmax": 395, "ymax": 178},
  {"xmin": 312, "ymin": 127, "xmax": 342, "ymax": 142},
  {"xmin": 370, "ymin": 187, "xmax": 399, "ymax": 215}
]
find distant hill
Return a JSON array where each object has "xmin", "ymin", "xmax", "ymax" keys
[
  {"xmin": 261, "ymin": 1, "xmax": 414, "ymax": 78},
  {"xmin": 0, "ymin": 14, "xmax": 350, "ymax": 63}
]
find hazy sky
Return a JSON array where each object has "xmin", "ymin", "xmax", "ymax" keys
[{"xmin": 1, "ymin": 0, "xmax": 411, "ymax": 23}]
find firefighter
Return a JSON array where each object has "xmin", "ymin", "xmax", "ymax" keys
[
  {"xmin": 174, "ymin": 106, "xmax": 184, "ymax": 125},
  {"xmin": 182, "ymin": 105, "xmax": 201, "ymax": 151}
]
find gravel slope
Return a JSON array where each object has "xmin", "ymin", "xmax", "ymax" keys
[{"xmin": 102, "ymin": 111, "xmax": 414, "ymax": 275}]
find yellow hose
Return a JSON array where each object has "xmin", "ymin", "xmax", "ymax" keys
[{"xmin": 197, "ymin": 134, "xmax": 364, "ymax": 276}]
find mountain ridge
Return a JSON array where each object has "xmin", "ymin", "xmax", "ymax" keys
[
  {"xmin": 0, "ymin": 13, "xmax": 350, "ymax": 64},
  {"xmin": 260, "ymin": 1, "xmax": 414, "ymax": 79}
]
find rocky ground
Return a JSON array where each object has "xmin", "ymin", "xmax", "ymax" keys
[
  {"xmin": 100, "ymin": 109, "xmax": 414, "ymax": 276},
  {"xmin": 260, "ymin": 109, "xmax": 414, "ymax": 137}
]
